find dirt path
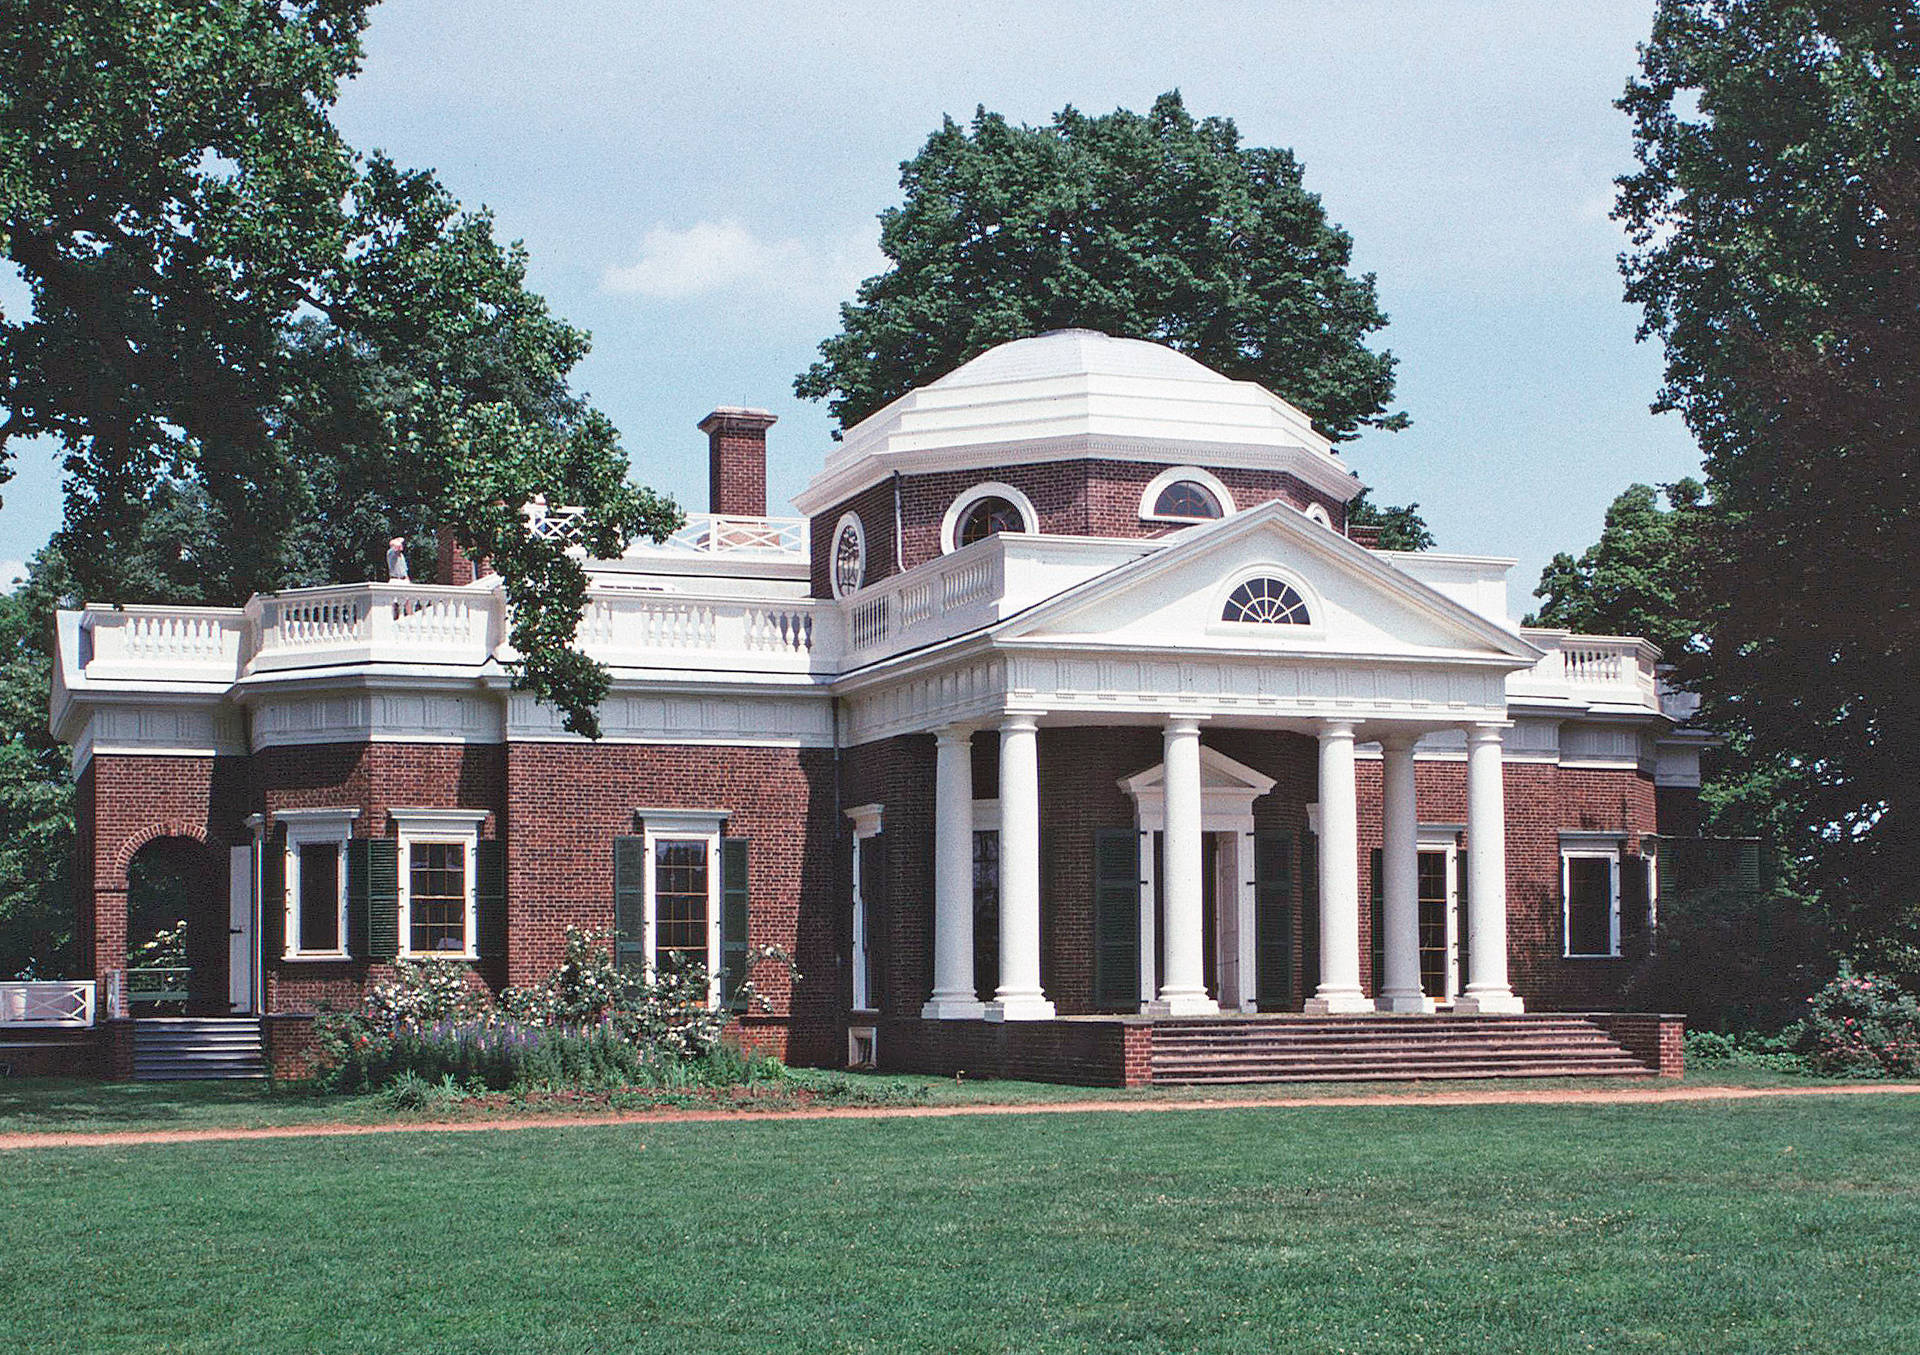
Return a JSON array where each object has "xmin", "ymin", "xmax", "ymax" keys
[{"xmin": 4, "ymin": 1081, "xmax": 1918, "ymax": 1152}]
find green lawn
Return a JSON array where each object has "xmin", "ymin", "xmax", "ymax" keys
[
  {"xmin": 0, "ymin": 1065, "xmax": 1845, "ymax": 1137},
  {"xmin": 3, "ymin": 1095, "xmax": 1917, "ymax": 1352}
]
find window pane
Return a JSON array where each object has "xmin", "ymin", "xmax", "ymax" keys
[
  {"xmin": 1153, "ymin": 480, "xmax": 1222, "ymax": 519},
  {"xmin": 410, "ymin": 842, "xmax": 468, "ymax": 953},
  {"xmin": 958, "ymin": 497, "xmax": 1025, "ymax": 547},
  {"xmin": 1222, "ymin": 577, "xmax": 1311, "ymax": 625},
  {"xmin": 1566, "ymin": 856, "xmax": 1614, "ymax": 955},
  {"xmin": 655, "ymin": 839, "xmax": 710, "ymax": 971},
  {"xmin": 298, "ymin": 843, "xmax": 340, "ymax": 952}
]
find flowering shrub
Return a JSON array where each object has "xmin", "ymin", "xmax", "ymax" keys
[
  {"xmin": 366, "ymin": 957, "xmax": 486, "ymax": 1026},
  {"xmin": 306, "ymin": 927, "xmax": 802, "ymax": 1093},
  {"xmin": 1804, "ymin": 967, "xmax": 1920, "ymax": 1077}
]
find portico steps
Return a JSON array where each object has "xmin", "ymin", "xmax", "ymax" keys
[
  {"xmin": 132, "ymin": 1017, "xmax": 266, "ymax": 1081},
  {"xmin": 1148, "ymin": 1014, "xmax": 1651, "ymax": 1084}
]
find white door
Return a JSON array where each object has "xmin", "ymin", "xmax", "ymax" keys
[{"xmin": 228, "ymin": 845, "xmax": 255, "ymax": 1013}]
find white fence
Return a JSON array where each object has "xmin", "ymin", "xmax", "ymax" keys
[
  {"xmin": 0, "ymin": 980, "xmax": 96, "ymax": 1028},
  {"xmin": 526, "ymin": 504, "xmax": 809, "ymax": 560}
]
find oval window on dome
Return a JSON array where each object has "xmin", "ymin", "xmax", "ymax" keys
[
  {"xmin": 1222, "ymin": 577, "xmax": 1312, "ymax": 626},
  {"xmin": 958, "ymin": 496, "xmax": 1027, "ymax": 547},
  {"xmin": 1152, "ymin": 480, "xmax": 1223, "ymax": 520},
  {"xmin": 831, "ymin": 513, "xmax": 866, "ymax": 598}
]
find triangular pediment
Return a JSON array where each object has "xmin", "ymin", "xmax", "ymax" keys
[
  {"xmin": 994, "ymin": 500, "xmax": 1539, "ymax": 666},
  {"xmin": 1119, "ymin": 746, "xmax": 1279, "ymax": 798}
]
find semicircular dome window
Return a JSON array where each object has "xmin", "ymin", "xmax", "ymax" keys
[
  {"xmin": 958, "ymin": 496, "xmax": 1028, "ymax": 547},
  {"xmin": 1222, "ymin": 577, "xmax": 1312, "ymax": 626},
  {"xmin": 1152, "ymin": 480, "xmax": 1223, "ymax": 520}
]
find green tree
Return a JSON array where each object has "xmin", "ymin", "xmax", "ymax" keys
[
  {"xmin": 1345, "ymin": 489, "xmax": 1434, "ymax": 553},
  {"xmin": 798, "ymin": 92, "xmax": 1407, "ymax": 442},
  {"xmin": 1526, "ymin": 480, "xmax": 1704, "ymax": 657},
  {"xmin": 0, "ymin": 0, "xmax": 677, "ymax": 735},
  {"xmin": 0, "ymin": 550, "xmax": 75, "ymax": 974},
  {"xmin": 1619, "ymin": 0, "xmax": 1920, "ymax": 946}
]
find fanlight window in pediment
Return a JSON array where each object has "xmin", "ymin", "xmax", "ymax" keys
[
  {"xmin": 1222, "ymin": 576, "xmax": 1312, "ymax": 626},
  {"xmin": 1152, "ymin": 480, "xmax": 1223, "ymax": 521}
]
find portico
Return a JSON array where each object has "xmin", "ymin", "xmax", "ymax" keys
[{"xmin": 918, "ymin": 708, "xmax": 1527, "ymax": 1021}]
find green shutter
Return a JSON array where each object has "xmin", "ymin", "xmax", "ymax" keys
[
  {"xmin": 1369, "ymin": 845, "xmax": 1384, "ymax": 995},
  {"xmin": 613, "ymin": 836, "xmax": 647, "ymax": 973},
  {"xmin": 261, "ymin": 825, "xmax": 287, "ymax": 962},
  {"xmin": 721, "ymin": 837, "xmax": 750, "ymax": 1008},
  {"xmin": 476, "ymin": 839, "xmax": 508, "ymax": 960},
  {"xmin": 856, "ymin": 835, "xmax": 882, "ymax": 1010},
  {"xmin": 1456, "ymin": 846, "xmax": 1470, "ymax": 985},
  {"xmin": 1254, "ymin": 830, "xmax": 1293, "ymax": 1011},
  {"xmin": 1092, "ymin": 829, "xmax": 1140, "ymax": 1009},
  {"xmin": 346, "ymin": 836, "xmax": 398, "ymax": 961},
  {"xmin": 1300, "ymin": 833, "xmax": 1319, "ymax": 994},
  {"xmin": 364, "ymin": 839, "xmax": 400, "ymax": 961}
]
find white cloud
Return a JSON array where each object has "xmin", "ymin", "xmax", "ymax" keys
[
  {"xmin": 0, "ymin": 560, "xmax": 27, "ymax": 593},
  {"xmin": 600, "ymin": 219, "xmax": 881, "ymax": 303}
]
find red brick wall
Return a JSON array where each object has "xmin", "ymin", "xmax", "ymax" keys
[
  {"xmin": 875, "ymin": 1015, "xmax": 1140, "ymax": 1087},
  {"xmin": 502, "ymin": 742, "xmax": 842, "ymax": 1065},
  {"xmin": 842, "ymin": 733, "xmax": 936, "ymax": 1018},
  {"xmin": 76, "ymin": 754, "xmax": 250, "ymax": 983},
  {"xmin": 257, "ymin": 742, "xmax": 507, "ymax": 1013},
  {"xmin": 809, "ymin": 459, "xmax": 1349, "ymax": 597},
  {"xmin": 809, "ymin": 479, "xmax": 898, "ymax": 599}
]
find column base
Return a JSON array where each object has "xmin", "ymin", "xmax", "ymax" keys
[
  {"xmin": 982, "ymin": 994, "xmax": 1057, "ymax": 1022},
  {"xmin": 1376, "ymin": 991, "xmax": 1436, "ymax": 1014},
  {"xmin": 1143, "ymin": 991, "xmax": 1220, "ymax": 1017},
  {"xmin": 1453, "ymin": 990, "xmax": 1525, "ymax": 1014},
  {"xmin": 1304, "ymin": 990, "xmax": 1376, "ymax": 1015},
  {"xmin": 920, "ymin": 994, "xmax": 987, "ymax": 1021}
]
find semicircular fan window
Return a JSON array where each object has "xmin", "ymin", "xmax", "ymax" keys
[{"xmin": 1222, "ymin": 577, "xmax": 1311, "ymax": 626}]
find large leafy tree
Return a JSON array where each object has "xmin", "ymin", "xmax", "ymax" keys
[
  {"xmin": 0, "ymin": 0, "xmax": 677, "ymax": 735},
  {"xmin": 1527, "ymin": 480, "xmax": 1705, "ymax": 658},
  {"xmin": 797, "ymin": 92, "xmax": 1408, "ymax": 442},
  {"xmin": 1619, "ymin": 0, "xmax": 1920, "ymax": 947},
  {"xmin": 0, "ymin": 550, "xmax": 74, "ymax": 974}
]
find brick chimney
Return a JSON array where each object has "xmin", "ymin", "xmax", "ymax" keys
[
  {"xmin": 699, "ymin": 407, "xmax": 776, "ymax": 517},
  {"xmin": 436, "ymin": 525, "xmax": 483, "ymax": 585}
]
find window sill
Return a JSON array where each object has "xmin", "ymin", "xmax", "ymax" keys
[
  {"xmin": 398, "ymin": 953, "xmax": 479, "ymax": 963},
  {"xmin": 281, "ymin": 952, "xmax": 353, "ymax": 964},
  {"xmin": 1563, "ymin": 952, "xmax": 1624, "ymax": 961}
]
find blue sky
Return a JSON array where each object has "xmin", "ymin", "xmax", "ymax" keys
[{"xmin": 0, "ymin": 1, "xmax": 1700, "ymax": 617}]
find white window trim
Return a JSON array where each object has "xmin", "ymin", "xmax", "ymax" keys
[
  {"xmin": 1417, "ymin": 826, "xmax": 1462, "ymax": 1004},
  {"xmin": 1561, "ymin": 845, "xmax": 1622, "ymax": 959},
  {"xmin": 635, "ymin": 808, "xmax": 730, "ymax": 1006},
  {"xmin": 830, "ymin": 510, "xmax": 867, "ymax": 600},
  {"xmin": 1207, "ymin": 564, "xmax": 1326, "ymax": 638},
  {"xmin": 939, "ymin": 481, "xmax": 1039, "ymax": 554},
  {"xmin": 1138, "ymin": 465, "xmax": 1236, "ymax": 524},
  {"xmin": 391, "ymin": 809, "xmax": 487, "ymax": 960},
  {"xmin": 848, "ymin": 803, "xmax": 883, "ymax": 1014},
  {"xmin": 1303, "ymin": 502, "xmax": 1334, "ymax": 529},
  {"xmin": 278, "ymin": 808, "xmax": 359, "ymax": 961}
]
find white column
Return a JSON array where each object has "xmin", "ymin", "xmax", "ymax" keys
[
  {"xmin": 1455, "ymin": 722, "xmax": 1525, "ymax": 1013},
  {"xmin": 985, "ymin": 713, "xmax": 1055, "ymax": 1021},
  {"xmin": 923, "ymin": 726, "xmax": 984, "ymax": 1019},
  {"xmin": 1306, "ymin": 719, "xmax": 1372, "ymax": 1014},
  {"xmin": 1147, "ymin": 717, "xmax": 1218, "ymax": 1016},
  {"xmin": 1376, "ymin": 735, "xmax": 1430, "ymax": 1013}
]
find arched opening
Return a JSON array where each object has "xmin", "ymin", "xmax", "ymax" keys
[{"xmin": 126, "ymin": 837, "xmax": 230, "ymax": 1016}]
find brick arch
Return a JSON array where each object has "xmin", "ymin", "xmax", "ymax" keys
[{"xmin": 106, "ymin": 820, "xmax": 216, "ymax": 890}]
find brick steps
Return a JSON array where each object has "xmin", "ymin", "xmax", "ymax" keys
[
  {"xmin": 133, "ymin": 1017, "xmax": 266, "ymax": 1081},
  {"xmin": 1149, "ymin": 1015, "xmax": 1653, "ymax": 1084}
]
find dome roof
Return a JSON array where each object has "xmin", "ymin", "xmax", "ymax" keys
[
  {"xmin": 929, "ymin": 329, "xmax": 1230, "ymax": 390},
  {"xmin": 791, "ymin": 330, "xmax": 1358, "ymax": 516}
]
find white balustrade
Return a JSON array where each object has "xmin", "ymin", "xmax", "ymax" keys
[
  {"xmin": 529, "ymin": 505, "xmax": 809, "ymax": 560},
  {"xmin": 0, "ymin": 980, "xmax": 96, "ymax": 1028},
  {"xmin": 846, "ymin": 545, "xmax": 1007, "ymax": 653},
  {"xmin": 82, "ymin": 607, "xmax": 247, "ymax": 678},
  {"xmin": 250, "ymin": 585, "xmax": 497, "ymax": 671},
  {"xmin": 1513, "ymin": 631, "xmax": 1662, "ymax": 712}
]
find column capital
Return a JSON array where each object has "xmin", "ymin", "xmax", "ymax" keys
[
  {"xmin": 998, "ymin": 709, "xmax": 1044, "ymax": 733},
  {"xmin": 933, "ymin": 723, "xmax": 976, "ymax": 747},
  {"xmin": 1162, "ymin": 714, "xmax": 1207, "ymax": 737},
  {"xmin": 1317, "ymin": 717, "xmax": 1358, "ymax": 741},
  {"xmin": 1466, "ymin": 721, "xmax": 1513, "ymax": 745},
  {"xmin": 1376, "ymin": 730, "xmax": 1421, "ymax": 753}
]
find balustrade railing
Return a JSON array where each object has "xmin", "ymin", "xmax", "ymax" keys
[
  {"xmin": 846, "ymin": 545, "xmax": 1006, "ymax": 653},
  {"xmin": 575, "ymin": 591, "xmax": 829, "ymax": 669},
  {"xmin": 525, "ymin": 503, "xmax": 809, "ymax": 559},
  {"xmin": 250, "ymin": 584, "xmax": 497, "ymax": 670},
  {"xmin": 1515, "ymin": 631, "xmax": 1661, "ymax": 709},
  {"xmin": 82, "ymin": 607, "xmax": 247, "ymax": 677},
  {"xmin": 0, "ymin": 980, "xmax": 97, "ymax": 1028}
]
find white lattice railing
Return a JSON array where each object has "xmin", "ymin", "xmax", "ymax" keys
[
  {"xmin": 0, "ymin": 980, "xmax": 96, "ymax": 1028},
  {"xmin": 524, "ymin": 502, "xmax": 808, "ymax": 560}
]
